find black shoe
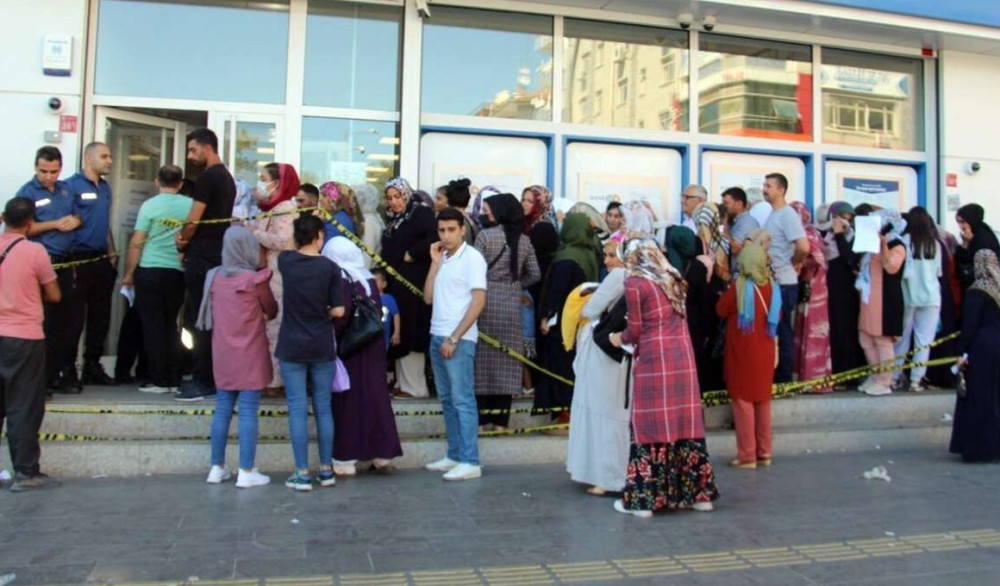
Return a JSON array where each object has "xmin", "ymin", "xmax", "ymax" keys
[
  {"xmin": 115, "ymin": 374, "xmax": 136, "ymax": 385},
  {"xmin": 81, "ymin": 363, "xmax": 116, "ymax": 386},
  {"xmin": 10, "ymin": 472, "xmax": 60, "ymax": 492},
  {"xmin": 52, "ymin": 371, "xmax": 83, "ymax": 395},
  {"xmin": 174, "ymin": 383, "xmax": 216, "ymax": 402}
]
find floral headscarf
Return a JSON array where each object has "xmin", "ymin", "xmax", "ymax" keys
[
  {"xmin": 971, "ymin": 249, "xmax": 1000, "ymax": 310},
  {"xmin": 619, "ymin": 200, "xmax": 655, "ymax": 237},
  {"xmin": 523, "ymin": 185, "xmax": 554, "ymax": 231},
  {"xmin": 623, "ymin": 235, "xmax": 687, "ymax": 316},
  {"xmin": 259, "ymin": 163, "xmax": 300, "ymax": 212},
  {"xmin": 694, "ymin": 202, "xmax": 730, "ymax": 257},
  {"xmin": 383, "ymin": 177, "xmax": 416, "ymax": 237},
  {"xmin": 320, "ymin": 181, "xmax": 365, "ymax": 238}
]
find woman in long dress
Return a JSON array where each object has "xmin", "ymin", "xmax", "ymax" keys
[
  {"xmin": 821, "ymin": 202, "xmax": 865, "ymax": 378},
  {"xmin": 954, "ymin": 204, "xmax": 1000, "ymax": 294},
  {"xmin": 473, "ymin": 193, "xmax": 540, "ymax": 431},
  {"xmin": 950, "ymin": 249, "xmax": 1000, "ymax": 462},
  {"xmin": 609, "ymin": 237, "xmax": 719, "ymax": 517},
  {"xmin": 323, "ymin": 238, "xmax": 403, "ymax": 476},
  {"xmin": 380, "ymin": 177, "xmax": 438, "ymax": 399},
  {"xmin": 534, "ymin": 214, "xmax": 598, "ymax": 423},
  {"xmin": 718, "ymin": 243, "xmax": 779, "ymax": 468},
  {"xmin": 567, "ymin": 240, "xmax": 631, "ymax": 495},
  {"xmin": 790, "ymin": 201, "xmax": 832, "ymax": 389},
  {"xmin": 252, "ymin": 162, "xmax": 299, "ymax": 396}
]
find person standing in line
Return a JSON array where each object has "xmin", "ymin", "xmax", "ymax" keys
[
  {"xmin": 954, "ymin": 204, "xmax": 1000, "ymax": 294},
  {"xmin": 198, "ymin": 226, "xmax": 276, "ymax": 488},
  {"xmin": 609, "ymin": 237, "xmax": 719, "ymax": 517},
  {"xmin": 821, "ymin": 202, "xmax": 866, "ymax": 378},
  {"xmin": 443, "ymin": 178, "xmax": 480, "ymax": 245},
  {"xmin": 680, "ymin": 184, "xmax": 708, "ymax": 233},
  {"xmin": 761, "ymin": 173, "xmax": 809, "ymax": 384},
  {"xmin": 121, "ymin": 165, "xmax": 193, "ymax": 393},
  {"xmin": 174, "ymin": 128, "xmax": 236, "ymax": 402},
  {"xmin": 790, "ymin": 201, "xmax": 832, "ymax": 390},
  {"xmin": 603, "ymin": 201, "xmax": 624, "ymax": 243},
  {"xmin": 717, "ymin": 243, "xmax": 779, "ymax": 469},
  {"xmin": 276, "ymin": 215, "xmax": 345, "ymax": 491},
  {"xmin": 65, "ymin": 142, "xmax": 117, "ymax": 387},
  {"xmin": 422, "ymin": 208, "xmax": 488, "ymax": 481},
  {"xmin": 0, "ymin": 197, "xmax": 62, "ymax": 491},
  {"xmin": 722, "ymin": 187, "xmax": 759, "ymax": 262},
  {"xmin": 252, "ymin": 162, "xmax": 300, "ymax": 397},
  {"xmin": 15, "ymin": 147, "xmax": 80, "ymax": 394},
  {"xmin": 353, "ymin": 183, "xmax": 384, "ymax": 269},
  {"xmin": 319, "ymin": 182, "xmax": 364, "ymax": 244}
]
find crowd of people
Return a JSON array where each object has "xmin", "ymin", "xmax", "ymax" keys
[{"xmin": 0, "ymin": 128, "xmax": 998, "ymax": 507}]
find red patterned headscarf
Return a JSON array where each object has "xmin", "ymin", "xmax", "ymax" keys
[
  {"xmin": 258, "ymin": 163, "xmax": 300, "ymax": 212},
  {"xmin": 522, "ymin": 184, "xmax": 553, "ymax": 233}
]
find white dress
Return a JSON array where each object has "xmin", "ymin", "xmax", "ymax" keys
[{"xmin": 566, "ymin": 268, "xmax": 632, "ymax": 492}]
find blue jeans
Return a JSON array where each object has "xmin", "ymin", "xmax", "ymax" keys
[
  {"xmin": 210, "ymin": 390, "xmax": 263, "ymax": 471},
  {"xmin": 429, "ymin": 336, "xmax": 480, "ymax": 465},
  {"xmin": 775, "ymin": 284, "xmax": 799, "ymax": 384},
  {"xmin": 280, "ymin": 360, "xmax": 335, "ymax": 471}
]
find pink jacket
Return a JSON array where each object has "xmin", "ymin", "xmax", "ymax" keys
[{"xmin": 211, "ymin": 269, "xmax": 278, "ymax": 390}]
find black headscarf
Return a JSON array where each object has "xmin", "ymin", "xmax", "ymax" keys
[
  {"xmin": 958, "ymin": 203, "xmax": 1000, "ymax": 256},
  {"xmin": 485, "ymin": 192, "xmax": 525, "ymax": 280}
]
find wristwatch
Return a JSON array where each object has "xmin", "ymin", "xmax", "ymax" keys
[{"xmin": 446, "ymin": 335, "xmax": 458, "ymax": 346}]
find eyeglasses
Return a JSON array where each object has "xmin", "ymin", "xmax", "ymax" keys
[{"xmin": 682, "ymin": 195, "xmax": 701, "ymax": 200}]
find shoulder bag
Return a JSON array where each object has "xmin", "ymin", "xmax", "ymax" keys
[{"xmin": 337, "ymin": 274, "xmax": 385, "ymax": 359}]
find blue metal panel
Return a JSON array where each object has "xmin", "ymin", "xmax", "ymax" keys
[{"xmin": 811, "ymin": 0, "xmax": 1000, "ymax": 29}]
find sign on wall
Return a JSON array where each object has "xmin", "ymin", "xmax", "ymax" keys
[
  {"xmin": 701, "ymin": 151, "xmax": 807, "ymax": 204},
  {"xmin": 823, "ymin": 160, "xmax": 918, "ymax": 211},
  {"xmin": 418, "ymin": 132, "xmax": 547, "ymax": 198}
]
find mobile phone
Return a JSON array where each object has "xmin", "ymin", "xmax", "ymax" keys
[{"xmin": 880, "ymin": 223, "xmax": 893, "ymax": 236}]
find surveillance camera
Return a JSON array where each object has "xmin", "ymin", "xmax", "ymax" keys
[
  {"xmin": 965, "ymin": 161, "xmax": 982, "ymax": 175},
  {"xmin": 702, "ymin": 15, "xmax": 717, "ymax": 32},
  {"xmin": 416, "ymin": 0, "xmax": 431, "ymax": 19},
  {"xmin": 677, "ymin": 13, "xmax": 693, "ymax": 30},
  {"xmin": 47, "ymin": 97, "xmax": 64, "ymax": 114}
]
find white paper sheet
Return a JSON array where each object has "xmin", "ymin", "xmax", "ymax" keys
[
  {"xmin": 119, "ymin": 285, "xmax": 135, "ymax": 308},
  {"xmin": 853, "ymin": 216, "xmax": 881, "ymax": 254}
]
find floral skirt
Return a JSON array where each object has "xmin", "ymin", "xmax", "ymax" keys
[{"xmin": 623, "ymin": 438, "xmax": 719, "ymax": 512}]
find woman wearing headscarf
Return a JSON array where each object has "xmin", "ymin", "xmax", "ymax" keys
[
  {"xmin": 608, "ymin": 237, "xmax": 719, "ymax": 517},
  {"xmin": 353, "ymin": 183, "xmax": 384, "ymax": 269},
  {"xmin": 717, "ymin": 243, "xmax": 780, "ymax": 468},
  {"xmin": 689, "ymin": 203, "xmax": 729, "ymax": 394},
  {"xmin": 567, "ymin": 239, "xmax": 631, "ymax": 495},
  {"xmin": 954, "ymin": 204, "xmax": 1000, "ymax": 294},
  {"xmin": 821, "ymin": 202, "xmax": 866, "ymax": 377},
  {"xmin": 323, "ymin": 238, "xmax": 403, "ymax": 475},
  {"xmin": 609, "ymin": 200, "xmax": 656, "ymax": 243},
  {"xmin": 473, "ymin": 193, "xmax": 541, "ymax": 431},
  {"xmin": 381, "ymin": 177, "xmax": 438, "ymax": 399},
  {"xmin": 949, "ymin": 249, "xmax": 1000, "ymax": 462},
  {"xmin": 535, "ymin": 214, "xmax": 598, "ymax": 425},
  {"xmin": 319, "ymin": 182, "xmax": 364, "ymax": 244},
  {"xmin": 252, "ymin": 162, "xmax": 300, "ymax": 396},
  {"xmin": 199, "ymin": 226, "xmax": 276, "ymax": 488},
  {"xmin": 790, "ymin": 202, "xmax": 832, "ymax": 389},
  {"xmin": 856, "ymin": 209, "xmax": 907, "ymax": 396},
  {"xmin": 521, "ymin": 185, "xmax": 560, "ymax": 303}
]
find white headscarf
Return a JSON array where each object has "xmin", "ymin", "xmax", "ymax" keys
[{"xmin": 322, "ymin": 237, "xmax": 374, "ymax": 295}]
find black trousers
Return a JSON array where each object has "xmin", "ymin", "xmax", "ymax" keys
[
  {"xmin": 0, "ymin": 337, "xmax": 47, "ymax": 476},
  {"xmin": 136, "ymin": 267, "xmax": 185, "ymax": 387},
  {"xmin": 114, "ymin": 298, "xmax": 148, "ymax": 382},
  {"xmin": 477, "ymin": 394, "xmax": 513, "ymax": 428},
  {"xmin": 43, "ymin": 264, "xmax": 76, "ymax": 382},
  {"xmin": 183, "ymin": 255, "xmax": 217, "ymax": 388},
  {"xmin": 68, "ymin": 255, "xmax": 116, "ymax": 365}
]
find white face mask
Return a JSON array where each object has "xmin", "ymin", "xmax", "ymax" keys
[{"xmin": 256, "ymin": 180, "xmax": 272, "ymax": 198}]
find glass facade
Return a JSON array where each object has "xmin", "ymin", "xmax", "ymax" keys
[
  {"xmin": 304, "ymin": 1, "xmax": 402, "ymax": 112},
  {"xmin": 421, "ymin": 7, "xmax": 553, "ymax": 121},
  {"xmin": 95, "ymin": 0, "xmax": 289, "ymax": 103},
  {"xmin": 821, "ymin": 49, "xmax": 924, "ymax": 150},
  {"xmin": 300, "ymin": 117, "xmax": 399, "ymax": 187},
  {"xmin": 563, "ymin": 20, "xmax": 688, "ymax": 130},
  {"xmin": 698, "ymin": 35, "xmax": 813, "ymax": 141}
]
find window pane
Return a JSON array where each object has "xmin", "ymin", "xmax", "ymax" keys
[
  {"xmin": 305, "ymin": 1, "xmax": 401, "ymax": 111},
  {"xmin": 300, "ymin": 117, "xmax": 399, "ymax": 187},
  {"xmin": 422, "ymin": 7, "xmax": 553, "ymax": 121},
  {"xmin": 698, "ymin": 34, "xmax": 812, "ymax": 141},
  {"xmin": 96, "ymin": 0, "xmax": 289, "ymax": 103},
  {"xmin": 563, "ymin": 19, "xmax": 688, "ymax": 130},
  {"xmin": 821, "ymin": 49, "xmax": 923, "ymax": 150}
]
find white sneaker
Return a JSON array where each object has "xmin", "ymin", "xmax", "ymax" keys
[
  {"xmin": 425, "ymin": 457, "xmax": 459, "ymax": 472},
  {"xmin": 206, "ymin": 465, "xmax": 231, "ymax": 484},
  {"xmin": 863, "ymin": 384, "xmax": 892, "ymax": 396},
  {"xmin": 857, "ymin": 378, "xmax": 877, "ymax": 392},
  {"xmin": 138, "ymin": 384, "xmax": 173, "ymax": 394},
  {"xmin": 691, "ymin": 501, "xmax": 714, "ymax": 512},
  {"xmin": 334, "ymin": 463, "xmax": 357, "ymax": 476},
  {"xmin": 443, "ymin": 463, "xmax": 482, "ymax": 481},
  {"xmin": 235, "ymin": 468, "xmax": 270, "ymax": 489},
  {"xmin": 613, "ymin": 499, "xmax": 653, "ymax": 518}
]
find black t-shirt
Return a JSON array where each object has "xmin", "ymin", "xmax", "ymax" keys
[
  {"xmin": 275, "ymin": 251, "xmax": 344, "ymax": 363},
  {"xmin": 187, "ymin": 163, "xmax": 236, "ymax": 263}
]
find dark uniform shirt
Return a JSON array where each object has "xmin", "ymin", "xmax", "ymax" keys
[
  {"xmin": 66, "ymin": 171, "xmax": 113, "ymax": 253},
  {"xmin": 15, "ymin": 177, "xmax": 75, "ymax": 257}
]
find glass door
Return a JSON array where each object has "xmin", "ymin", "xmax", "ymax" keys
[{"xmin": 210, "ymin": 112, "xmax": 283, "ymax": 189}]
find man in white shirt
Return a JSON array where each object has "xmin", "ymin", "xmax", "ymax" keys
[
  {"xmin": 762, "ymin": 173, "xmax": 809, "ymax": 383},
  {"xmin": 422, "ymin": 207, "xmax": 488, "ymax": 481}
]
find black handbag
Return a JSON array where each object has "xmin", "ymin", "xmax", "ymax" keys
[
  {"xmin": 337, "ymin": 280, "xmax": 384, "ymax": 359},
  {"xmin": 592, "ymin": 296, "xmax": 628, "ymax": 363}
]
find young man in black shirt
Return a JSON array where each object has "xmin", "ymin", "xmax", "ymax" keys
[{"xmin": 174, "ymin": 128, "xmax": 236, "ymax": 401}]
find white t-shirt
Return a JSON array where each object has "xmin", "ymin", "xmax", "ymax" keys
[{"xmin": 431, "ymin": 243, "xmax": 488, "ymax": 342}]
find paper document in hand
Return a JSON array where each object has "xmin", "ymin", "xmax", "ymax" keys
[
  {"xmin": 853, "ymin": 216, "xmax": 881, "ymax": 254},
  {"xmin": 120, "ymin": 285, "xmax": 135, "ymax": 308}
]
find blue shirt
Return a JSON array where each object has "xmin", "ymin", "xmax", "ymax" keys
[
  {"xmin": 381, "ymin": 292, "xmax": 399, "ymax": 346},
  {"xmin": 66, "ymin": 171, "xmax": 113, "ymax": 253},
  {"xmin": 323, "ymin": 211, "xmax": 356, "ymax": 245},
  {"xmin": 15, "ymin": 177, "xmax": 75, "ymax": 257}
]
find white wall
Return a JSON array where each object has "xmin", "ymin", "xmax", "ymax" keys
[
  {"xmin": 939, "ymin": 50, "xmax": 1000, "ymax": 235},
  {"xmin": 0, "ymin": 0, "xmax": 88, "ymax": 203}
]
